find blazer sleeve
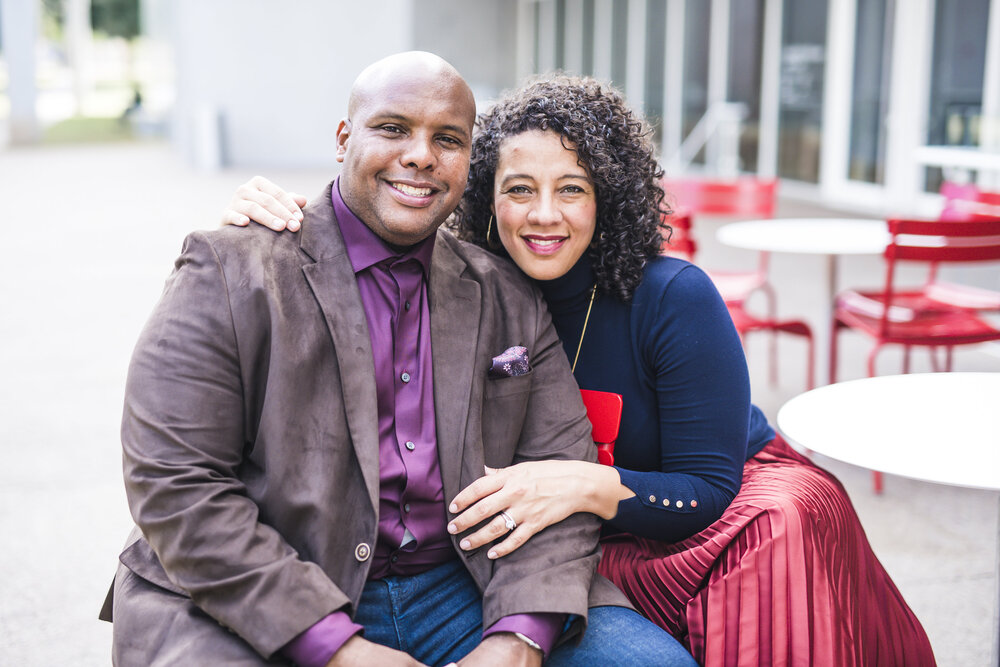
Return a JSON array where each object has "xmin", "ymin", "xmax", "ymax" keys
[
  {"xmin": 478, "ymin": 287, "xmax": 605, "ymax": 636},
  {"xmin": 120, "ymin": 232, "xmax": 349, "ymax": 659}
]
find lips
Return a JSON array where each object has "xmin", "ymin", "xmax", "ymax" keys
[
  {"xmin": 385, "ymin": 179, "xmax": 440, "ymax": 207},
  {"xmin": 522, "ymin": 235, "xmax": 568, "ymax": 255}
]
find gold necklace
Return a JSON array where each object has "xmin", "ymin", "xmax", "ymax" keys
[{"xmin": 571, "ymin": 284, "xmax": 597, "ymax": 373}]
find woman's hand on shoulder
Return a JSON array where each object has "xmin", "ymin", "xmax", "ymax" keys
[{"xmin": 221, "ymin": 175, "xmax": 307, "ymax": 232}]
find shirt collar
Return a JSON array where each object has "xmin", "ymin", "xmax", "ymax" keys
[{"xmin": 332, "ymin": 177, "xmax": 435, "ymax": 276}]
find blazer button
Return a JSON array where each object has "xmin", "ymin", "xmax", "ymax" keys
[{"xmin": 355, "ymin": 543, "xmax": 371, "ymax": 562}]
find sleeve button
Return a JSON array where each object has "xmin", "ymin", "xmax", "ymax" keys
[
  {"xmin": 648, "ymin": 494, "xmax": 657, "ymax": 503},
  {"xmin": 675, "ymin": 500, "xmax": 684, "ymax": 508}
]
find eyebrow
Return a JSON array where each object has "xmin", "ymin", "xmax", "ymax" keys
[
  {"xmin": 499, "ymin": 173, "xmax": 591, "ymax": 186},
  {"xmin": 369, "ymin": 113, "xmax": 471, "ymax": 141}
]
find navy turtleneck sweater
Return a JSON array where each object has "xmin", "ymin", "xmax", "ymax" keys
[{"xmin": 536, "ymin": 255, "xmax": 774, "ymax": 542}]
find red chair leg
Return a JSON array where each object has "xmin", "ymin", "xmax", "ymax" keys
[
  {"xmin": 902, "ymin": 345, "xmax": 911, "ymax": 374},
  {"xmin": 829, "ymin": 319, "xmax": 840, "ymax": 384},
  {"xmin": 946, "ymin": 345, "xmax": 954, "ymax": 371}
]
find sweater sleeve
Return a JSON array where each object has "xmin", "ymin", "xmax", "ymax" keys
[{"xmin": 606, "ymin": 264, "xmax": 750, "ymax": 542}]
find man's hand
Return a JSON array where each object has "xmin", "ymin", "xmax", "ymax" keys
[
  {"xmin": 326, "ymin": 635, "xmax": 430, "ymax": 667},
  {"xmin": 457, "ymin": 633, "xmax": 543, "ymax": 667}
]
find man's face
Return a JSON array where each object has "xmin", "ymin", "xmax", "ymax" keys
[{"xmin": 336, "ymin": 73, "xmax": 475, "ymax": 247}]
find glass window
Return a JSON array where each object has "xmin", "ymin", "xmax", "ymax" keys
[
  {"xmin": 727, "ymin": 0, "xmax": 765, "ymax": 174},
  {"xmin": 681, "ymin": 0, "xmax": 711, "ymax": 165},
  {"xmin": 925, "ymin": 0, "xmax": 990, "ymax": 191},
  {"xmin": 555, "ymin": 0, "xmax": 566, "ymax": 70},
  {"xmin": 645, "ymin": 0, "xmax": 668, "ymax": 146},
  {"xmin": 848, "ymin": 0, "xmax": 893, "ymax": 184},
  {"xmin": 777, "ymin": 0, "xmax": 828, "ymax": 183},
  {"xmin": 582, "ymin": 0, "xmax": 595, "ymax": 76},
  {"xmin": 611, "ymin": 1, "xmax": 629, "ymax": 87}
]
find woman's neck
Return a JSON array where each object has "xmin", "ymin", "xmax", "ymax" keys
[{"xmin": 535, "ymin": 256, "xmax": 596, "ymax": 315}]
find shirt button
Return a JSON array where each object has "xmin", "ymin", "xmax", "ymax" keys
[
  {"xmin": 354, "ymin": 543, "xmax": 371, "ymax": 562},
  {"xmin": 405, "ymin": 441, "xmax": 416, "ymax": 451},
  {"xmin": 403, "ymin": 503, "xmax": 411, "ymax": 513},
  {"xmin": 648, "ymin": 494, "xmax": 656, "ymax": 503},
  {"xmin": 401, "ymin": 372, "xmax": 411, "ymax": 383},
  {"xmin": 391, "ymin": 554, "xmax": 399, "ymax": 563},
  {"xmin": 404, "ymin": 301, "xmax": 411, "ymax": 311}
]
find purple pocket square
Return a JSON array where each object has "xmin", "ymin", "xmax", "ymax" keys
[{"xmin": 488, "ymin": 346, "xmax": 531, "ymax": 378}]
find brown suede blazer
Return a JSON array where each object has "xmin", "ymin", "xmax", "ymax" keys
[{"xmin": 104, "ymin": 182, "xmax": 627, "ymax": 665}]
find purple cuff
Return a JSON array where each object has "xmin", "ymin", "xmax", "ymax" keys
[
  {"xmin": 282, "ymin": 611, "xmax": 363, "ymax": 667},
  {"xmin": 484, "ymin": 612, "xmax": 565, "ymax": 657}
]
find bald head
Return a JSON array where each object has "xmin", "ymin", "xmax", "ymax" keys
[
  {"xmin": 334, "ymin": 51, "xmax": 477, "ymax": 247},
  {"xmin": 347, "ymin": 51, "xmax": 475, "ymax": 124}
]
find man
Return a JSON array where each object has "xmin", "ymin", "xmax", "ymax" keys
[{"xmin": 102, "ymin": 52, "xmax": 692, "ymax": 666}]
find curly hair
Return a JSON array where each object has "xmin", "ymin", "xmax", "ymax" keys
[{"xmin": 453, "ymin": 74, "xmax": 668, "ymax": 302}]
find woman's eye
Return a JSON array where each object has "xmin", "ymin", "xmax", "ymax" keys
[
  {"xmin": 507, "ymin": 185, "xmax": 531, "ymax": 194},
  {"xmin": 563, "ymin": 185, "xmax": 585, "ymax": 194}
]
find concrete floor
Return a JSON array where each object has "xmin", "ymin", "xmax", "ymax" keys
[{"xmin": 1, "ymin": 143, "xmax": 998, "ymax": 665}]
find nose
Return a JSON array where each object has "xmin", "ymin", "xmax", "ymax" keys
[
  {"xmin": 527, "ymin": 191, "xmax": 561, "ymax": 225},
  {"xmin": 400, "ymin": 132, "xmax": 436, "ymax": 171}
]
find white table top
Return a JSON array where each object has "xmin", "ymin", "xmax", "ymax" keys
[
  {"xmin": 777, "ymin": 373, "xmax": 1000, "ymax": 491},
  {"xmin": 716, "ymin": 218, "xmax": 889, "ymax": 255},
  {"xmin": 912, "ymin": 145, "xmax": 1000, "ymax": 173}
]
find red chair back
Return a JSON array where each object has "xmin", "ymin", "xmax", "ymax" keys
[
  {"xmin": 879, "ymin": 217, "xmax": 1000, "ymax": 334},
  {"xmin": 940, "ymin": 182, "xmax": 1000, "ymax": 221},
  {"xmin": 662, "ymin": 178, "xmax": 778, "ymax": 218},
  {"xmin": 579, "ymin": 389, "xmax": 622, "ymax": 466},
  {"xmin": 661, "ymin": 210, "xmax": 697, "ymax": 260}
]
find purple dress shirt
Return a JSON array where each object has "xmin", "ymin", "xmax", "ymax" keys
[{"xmin": 283, "ymin": 181, "xmax": 562, "ymax": 666}]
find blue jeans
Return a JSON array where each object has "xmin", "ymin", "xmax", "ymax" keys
[{"xmin": 355, "ymin": 559, "xmax": 696, "ymax": 666}]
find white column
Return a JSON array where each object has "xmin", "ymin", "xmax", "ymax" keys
[
  {"xmin": 883, "ymin": 0, "xmax": 933, "ymax": 213},
  {"xmin": 516, "ymin": 0, "xmax": 538, "ymax": 81},
  {"xmin": 593, "ymin": 0, "xmax": 614, "ymax": 82},
  {"xmin": 564, "ymin": 0, "xmax": 585, "ymax": 74},
  {"xmin": 705, "ymin": 0, "xmax": 731, "ymax": 172},
  {"xmin": 64, "ymin": 0, "xmax": 94, "ymax": 115},
  {"xmin": 757, "ymin": 0, "xmax": 784, "ymax": 179},
  {"xmin": 625, "ymin": 0, "xmax": 647, "ymax": 108},
  {"xmin": 1, "ymin": 0, "xmax": 40, "ymax": 144},
  {"xmin": 819, "ymin": 0, "xmax": 856, "ymax": 195},
  {"xmin": 662, "ymin": 0, "xmax": 685, "ymax": 163},
  {"xmin": 537, "ymin": 0, "xmax": 557, "ymax": 72},
  {"xmin": 979, "ymin": 0, "xmax": 1000, "ymax": 189}
]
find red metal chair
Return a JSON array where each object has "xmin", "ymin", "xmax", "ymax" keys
[
  {"xmin": 579, "ymin": 389, "xmax": 622, "ymax": 466},
  {"xmin": 830, "ymin": 216, "xmax": 1000, "ymax": 491},
  {"xmin": 661, "ymin": 183, "xmax": 815, "ymax": 389}
]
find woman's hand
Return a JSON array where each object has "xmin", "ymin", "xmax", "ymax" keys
[
  {"xmin": 221, "ymin": 176, "xmax": 307, "ymax": 231},
  {"xmin": 447, "ymin": 460, "xmax": 632, "ymax": 559}
]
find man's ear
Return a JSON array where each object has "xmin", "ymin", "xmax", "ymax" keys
[{"xmin": 335, "ymin": 118, "xmax": 352, "ymax": 163}]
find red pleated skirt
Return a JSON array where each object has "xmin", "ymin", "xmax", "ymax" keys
[{"xmin": 598, "ymin": 436, "xmax": 936, "ymax": 666}]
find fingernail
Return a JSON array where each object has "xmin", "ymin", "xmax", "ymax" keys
[
  {"xmin": 460, "ymin": 539, "xmax": 471, "ymax": 550},
  {"xmin": 272, "ymin": 218, "xmax": 283, "ymax": 229},
  {"xmin": 487, "ymin": 550, "xmax": 497, "ymax": 559},
  {"xmin": 447, "ymin": 523, "xmax": 457, "ymax": 534},
  {"xmin": 449, "ymin": 503, "xmax": 458, "ymax": 513},
  {"xmin": 288, "ymin": 219, "xmax": 300, "ymax": 230},
  {"xmin": 295, "ymin": 210, "xmax": 304, "ymax": 220}
]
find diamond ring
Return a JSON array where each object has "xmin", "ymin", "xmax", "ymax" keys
[{"xmin": 499, "ymin": 510, "xmax": 517, "ymax": 531}]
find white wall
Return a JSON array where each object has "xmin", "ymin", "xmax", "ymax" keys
[
  {"xmin": 162, "ymin": 1, "xmax": 520, "ymax": 169},
  {"xmin": 169, "ymin": 0, "xmax": 414, "ymax": 169}
]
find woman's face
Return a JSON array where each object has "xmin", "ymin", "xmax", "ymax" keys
[{"xmin": 492, "ymin": 130, "xmax": 598, "ymax": 281}]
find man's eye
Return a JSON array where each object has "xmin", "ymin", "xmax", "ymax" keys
[
  {"xmin": 380, "ymin": 125, "xmax": 403, "ymax": 134},
  {"xmin": 438, "ymin": 135, "xmax": 462, "ymax": 146}
]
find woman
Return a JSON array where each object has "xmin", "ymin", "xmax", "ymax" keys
[{"xmin": 223, "ymin": 76, "xmax": 935, "ymax": 666}]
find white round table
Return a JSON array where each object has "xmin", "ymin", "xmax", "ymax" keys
[
  {"xmin": 777, "ymin": 372, "xmax": 1000, "ymax": 664},
  {"xmin": 717, "ymin": 218, "xmax": 889, "ymax": 384},
  {"xmin": 777, "ymin": 373, "xmax": 1000, "ymax": 490}
]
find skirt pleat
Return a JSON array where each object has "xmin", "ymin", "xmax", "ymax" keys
[{"xmin": 598, "ymin": 436, "xmax": 936, "ymax": 666}]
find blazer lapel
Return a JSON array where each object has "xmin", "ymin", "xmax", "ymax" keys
[
  {"xmin": 429, "ymin": 232, "xmax": 483, "ymax": 500},
  {"xmin": 300, "ymin": 182, "xmax": 380, "ymax": 515}
]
